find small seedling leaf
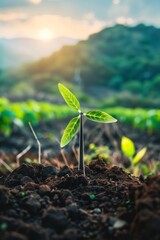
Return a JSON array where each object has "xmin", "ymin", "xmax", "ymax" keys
[
  {"xmin": 121, "ymin": 136, "xmax": 135, "ymax": 158},
  {"xmin": 58, "ymin": 83, "xmax": 80, "ymax": 111},
  {"xmin": 86, "ymin": 110, "xmax": 117, "ymax": 123},
  {"xmin": 60, "ymin": 116, "xmax": 80, "ymax": 148},
  {"xmin": 132, "ymin": 147, "xmax": 147, "ymax": 165}
]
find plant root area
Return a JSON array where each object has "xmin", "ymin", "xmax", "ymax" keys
[{"xmin": 0, "ymin": 159, "xmax": 159, "ymax": 240}]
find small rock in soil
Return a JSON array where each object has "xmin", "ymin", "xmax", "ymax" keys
[
  {"xmin": 92, "ymin": 208, "xmax": 101, "ymax": 214},
  {"xmin": 113, "ymin": 219, "xmax": 127, "ymax": 229}
]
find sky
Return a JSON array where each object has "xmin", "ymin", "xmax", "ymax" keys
[{"xmin": 0, "ymin": 0, "xmax": 160, "ymax": 40}]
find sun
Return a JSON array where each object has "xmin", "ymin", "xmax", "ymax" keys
[{"xmin": 38, "ymin": 29, "xmax": 54, "ymax": 41}]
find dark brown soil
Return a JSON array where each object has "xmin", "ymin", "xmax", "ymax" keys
[{"xmin": 0, "ymin": 159, "xmax": 159, "ymax": 240}]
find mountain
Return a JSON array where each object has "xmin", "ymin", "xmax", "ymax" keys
[
  {"xmin": 0, "ymin": 37, "xmax": 78, "ymax": 68},
  {"xmin": 1, "ymin": 24, "xmax": 160, "ymax": 107}
]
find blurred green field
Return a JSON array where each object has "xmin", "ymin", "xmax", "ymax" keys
[{"xmin": 0, "ymin": 97, "xmax": 160, "ymax": 135}]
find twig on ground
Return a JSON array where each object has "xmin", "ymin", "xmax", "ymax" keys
[
  {"xmin": 29, "ymin": 122, "xmax": 41, "ymax": 164},
  {"xmin": 0, "ymin": 158, "xmax": 13, "ymax": 173},
  {"xmin": 16, "ymin": 145, "xmax": 31, "ymax": 167},
  {"xmin": 60, "ymin": 149, "xmax": 70, "ymax": 168}
]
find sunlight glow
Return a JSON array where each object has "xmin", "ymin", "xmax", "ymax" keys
[
  {"xmin": 0, "ymin": 13, "xmax": 106, "ymax": 40},
  {"xmin": 29, "ymin": 0, "xmax": 42, "ymax": 5},
  {"xmin": 38, "ymin": 29, "xmax": 54, "ymax": 41},
  {"xmin": 113, "ymin": 0, "xmax": 120, "ymax": 5}
]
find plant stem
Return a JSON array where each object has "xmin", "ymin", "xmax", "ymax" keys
[{"xmin": 79, "ymin": 112, "xmax": 85, "ymax": 175}]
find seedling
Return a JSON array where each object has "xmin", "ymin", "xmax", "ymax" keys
[
  {"xmin": 58, "ymin": 83, "xmax": 117, "ymax": 175},
  {"xmin": 85, "ymin": 143, "xmax": 110, "ymax": 164},
  {"xmin": 121, "ymin": 136, "xmax": 147, "ymax": 173}
]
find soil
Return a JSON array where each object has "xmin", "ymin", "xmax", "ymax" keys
[{"xmin": 0, "ymin": 159, "xmax": 159, "ymax": 240}]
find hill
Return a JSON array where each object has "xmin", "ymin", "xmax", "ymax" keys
[
  {"xmin": 0, "ymin": 37, "xmax": 78, "ymax": 68},
  {"xmin": 1, "ymin": 24, "xmax": 160, "ymax": 107}
]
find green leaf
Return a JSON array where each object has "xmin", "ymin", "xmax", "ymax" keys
[
  {"xmin": 60, "ymin": 116, "xmax": 80, "ymax": 148},
  {"xmin": 58, "ymin": 83, "xmax": 80, "ymax": 112},
  {"xmin": 121, "ymin": 136, "xmax": 135, "ymax": 158},
  {"xmin": 86, "ymin": 110, "xmax": 117, "ymax": 123},
  {"xmin": 140, "ymin": 163, "xmax": 150, "ymax": 176},
  {"xmin": 132, "ymin": 147, "xmax": 147, "ymax": 165}
]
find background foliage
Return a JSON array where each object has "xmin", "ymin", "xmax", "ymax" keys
[{"xmin": 0, "ymin": 24, "xmax": 160, "ymax": 108}]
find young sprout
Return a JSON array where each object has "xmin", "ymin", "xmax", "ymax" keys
[
  {"xmin": 58, "ymin": 83, "xmax": 117, "ymax": 175},
  {"xmin": 121, "ymin": 136, "xmax": 147, "ymax": 171}
]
